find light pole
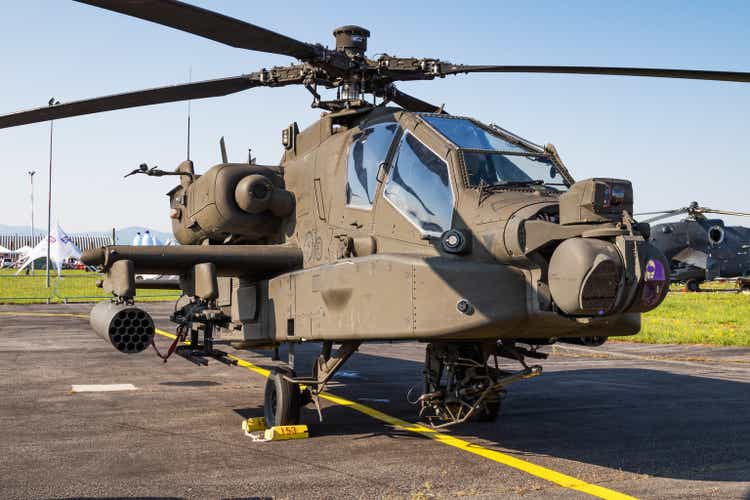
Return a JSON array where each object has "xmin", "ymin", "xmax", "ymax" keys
[
  {"xmin": 28, "ymin": 170, "xmax": 36, "ymax": 274},
  {"xmin": 45, "ymin": 98, "xmax": 59, "ymax": 288}
]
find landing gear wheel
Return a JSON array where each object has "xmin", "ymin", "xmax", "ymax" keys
[
  {"xmin": 264, "ymin": 368, "xmax": 301, "ymax": 426},
  {"xmin": 686, "ymin": 280, "xmax": 700, "ymax": 292},
  {"xmin": 580, "ymin": 336, "xmax": 607, "ymax": 347}
]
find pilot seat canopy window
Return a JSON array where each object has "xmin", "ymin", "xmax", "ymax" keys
[
  {"xmin": 463, "ymin": 152, "xmax": 564, "ymax": 187},
  {"xmin": 346, "ymin": 122, "xmax": 399, "ymax": 209},
  {"xmin": 384, "ymin": 132, "xmax": 453, "ymax": 235},
  {"xmin": 422, "ymin": 115, "xmax": 526, "ymax": 152},
  {"xmin": 423, "ymin": 114, "xmax": 567, "ymax": 189}
]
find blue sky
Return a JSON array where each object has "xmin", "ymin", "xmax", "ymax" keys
[{"xmin": 1, "ymin": 1, "xmax": 748, "ymax": 232}]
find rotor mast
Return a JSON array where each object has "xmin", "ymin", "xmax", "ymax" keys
[{"xmin": 333, "ymin": 25, "xmax": 370, "ymax": 101}]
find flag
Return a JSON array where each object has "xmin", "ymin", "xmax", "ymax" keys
[{"xmin": 16, "ymin": 223, "xmax": 82, "ymax": 276}]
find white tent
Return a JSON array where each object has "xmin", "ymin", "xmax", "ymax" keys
[
  {"xmin": 133, "ymin": 230, "xmax": 160, "ymax": 246},
  {"xmin": 141, "ymin": 230, "xmax": 157, "ymax": 246},
  {"xmin": 16, "ymin": 223, "xmax": 82, "ymax": 276},
  {"xmin": 13, "ymin": 245, "xmax": 32, "ymax": 255},
  {"xmin": 0, "ymin": 244, "xmax": 11, "ymax": 254}
]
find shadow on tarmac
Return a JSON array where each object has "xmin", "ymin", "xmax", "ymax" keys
[
  {"xmin": 236, "ymin": 342, "xmax": 750, "ymax": 484},
  {"xmin": 159, "ymin": 380, "xmax": 222, "ymax": 387}
]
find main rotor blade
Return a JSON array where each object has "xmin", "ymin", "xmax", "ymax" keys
[
  {"xmin": 634, "ymin": 210, "xmax": 680, "ymax": 216},
  {"xmin": 697, "ymin": 208, "xmax": 750, "ymax": 217},
  {"xmin": 387, "ymin": 87, "xmax": 443, "ymax": 113},
  {"xmin": 638, "ymin": 208, "xmax": 690, "ymax": 224},
  {"xmin": 0, "ymin": 75, "xmax": 259, "ymax": 129},
  {"xmin": 442, "ymin": 65, "xmax": 750, "ymax": 84},
  {"xmin": 74, "ymin": 0, "xmax": 321, "ymax": 61}
]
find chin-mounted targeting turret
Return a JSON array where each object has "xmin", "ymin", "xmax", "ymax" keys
[
  {"xmin": 167, "ymin": 161, "xmax": 295, "ymax": 245},
  {"xmin": 496, "ymin": 178, "xmax": 668, "ymax": 318},
  {"xmin": 546, "ymin": 178, "xmax": 668, "ymax": 316}
]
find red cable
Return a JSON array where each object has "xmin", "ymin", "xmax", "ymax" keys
[{"xmin": 151, "ymin": 325, "xmax": 187, "ymax": 363}]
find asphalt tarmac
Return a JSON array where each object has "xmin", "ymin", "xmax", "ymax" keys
[{"xmin": 0, "ymin": 303, "xmax": 748, "ymax": 499}]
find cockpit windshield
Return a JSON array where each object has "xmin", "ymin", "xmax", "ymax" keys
[
  {"xmin": 463, "ymin": 152, "xmax": 566, "ymax": 188},
  {"xmin": 421, "ymin": 115, "xmax": 526, "ymax": 153},
  {"xmin": 421, "ymin": 114, "xmax": 568, "ymax": 189}
]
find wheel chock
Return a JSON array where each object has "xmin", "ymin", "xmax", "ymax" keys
[
  {"xmin": 242, "ymin": 417, "xmax": 309, "ymax": 441},
  {"xmin": 241, "ymin": 417, "xmax": 267, "ymax": 434},
  {"xmin": 263, "ymin": 425, "xmax": 309, "ymax": 441}
]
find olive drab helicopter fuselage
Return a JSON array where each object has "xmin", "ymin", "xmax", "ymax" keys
[
  {"xmin": 3, "ymin": 0, "xmax": 748, "ymax": 428},
  {"xmin": 76, "ymin": 108, "xmax": 675, "ymax": 427}
]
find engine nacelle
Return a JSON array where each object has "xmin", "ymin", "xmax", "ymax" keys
[
  {"xmin": 90, "ymin": 301, "xmax": 155, "ymax": 354},
  {"xmin": 168, "ymin": 163, "xmax": 294, "ymax": 245}
]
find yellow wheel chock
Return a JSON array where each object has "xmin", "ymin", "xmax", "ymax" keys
[{"xmin": 242, "ymin": 417, "xmax": 309, "ymax": 442}]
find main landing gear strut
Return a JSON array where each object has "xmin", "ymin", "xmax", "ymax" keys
[
  {"xmin": 263, "ymin": 340, "xmax": 362, "ymax": 426},
  {"xmin": 414, "ymin": 341, "xmax": 544, "ymax": 428},
  {"xmin": 264, "ymin": 339, "xmax": 544, "ymax": 428}
]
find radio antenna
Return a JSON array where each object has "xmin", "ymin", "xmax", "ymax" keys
[{"xmin": 186, "ymin": 67, "xmax": 192, "ymax": 161}]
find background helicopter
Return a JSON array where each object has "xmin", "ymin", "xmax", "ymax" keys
[
  {"xmin": 2, "ymin": 0, "xmax": 749, "ymax": 428},
  {"xmin": 638, "ymin": 202, "xmax": 750, "ymax": 291}
]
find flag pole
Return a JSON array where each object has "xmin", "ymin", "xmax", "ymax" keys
[
  {"xmin": 186, "ymin": 67, "xmax": 192, "ymax": 161},
  {"xmin": 45, "ymin": 98, "xmax": 60, "ymax": 288},
  {"xmin": 28, "ymin": 170, "xmax": 36, "ymax": 274}
]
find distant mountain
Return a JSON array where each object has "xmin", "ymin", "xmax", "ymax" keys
[{"xmin": 0, "ymin": 224, "xmax": 172, "ymax": 245}]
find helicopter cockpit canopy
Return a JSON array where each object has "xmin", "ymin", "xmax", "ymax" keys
[
  {"xmin": 383, "ymin": 130, "xmax": 455, "ymax": 236},
  {"xmin": 345, "ymin": 112, "xmax": 575, "ymax": 238},
  {"xmin": 419, "ymin": 114, "xmax": 572, "ymax": 190}
]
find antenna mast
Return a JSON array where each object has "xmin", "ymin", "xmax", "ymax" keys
[{"xmin": 186, "ymin": 67, "xmax": 192, "ymax": 160}]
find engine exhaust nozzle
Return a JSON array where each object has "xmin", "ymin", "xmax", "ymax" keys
[{"xmin": 90, "ymin": 302, "xmax": 155, "ymax": 354}]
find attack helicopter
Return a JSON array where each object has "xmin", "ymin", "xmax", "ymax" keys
[
  {"xmin": 2, "ymin": 0, "xmax": 749, "ymax": 428},
  {"xmin": 638, "ymin": 202, "xmax": 750, "ymax": 291}
]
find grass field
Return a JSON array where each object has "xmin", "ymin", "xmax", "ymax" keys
[
  {"xmin": 638, "ymin": 289, "xmax": 750, "ymax": 346},
  {"xmin": 0, "ymin": 269, "xmax": 180, "ymax": 303}
]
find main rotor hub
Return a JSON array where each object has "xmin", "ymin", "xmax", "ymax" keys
[{"xmin": 333, "ymin": 25, "xmax": 370, "ymax": 56}]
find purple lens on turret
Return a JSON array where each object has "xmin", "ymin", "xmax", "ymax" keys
[
  {"xmin": 642, "ymin": 258, "xmax": 667, "ymax": 309},
  {"xmin": 645, "ymin": 258, "xmax": 666, "ymax": 281}
]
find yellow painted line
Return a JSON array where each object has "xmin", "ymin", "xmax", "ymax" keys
[
  {"xmin": 0, "ymin": 311, "xmax": 89, "ymax": 319},
  {"xmin": 0, "ymin": 311, "xmax": 635, "ymax": 499},
  {"xmin": 153, "ymin": 327, "xmax": 636, "ymax": 500},
  {"xmin": 317, "ymin": 393, "xmax": 635, "ymax": 500}
]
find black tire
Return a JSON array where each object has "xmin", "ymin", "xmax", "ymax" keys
[
  {"xmin": 580, "ymin": 336, "xmax": 607, "ymax": 347},
  {"xmin": 686, "ymin": 280, "xmax": 700, "ymax": 292},
  {"xmin": 264, "ymin": 368, "xmax": 301, "ymax": 427}
]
